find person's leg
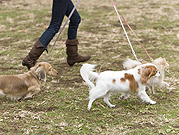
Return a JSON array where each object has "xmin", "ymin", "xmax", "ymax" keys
[
  {"xmin": 39, "ymin": 0, "xmax": 69, "ymax": 47},
  {"xmin": 65, "ymin": 1, "xmax": 90, "ymax": 66},
  {"xmin": 22, "ymin": 0, "xmax": 69, "ymax": 69},
  {"xmin": 66, "ymin": 1, "xmax": 81, "ymax": 40}
]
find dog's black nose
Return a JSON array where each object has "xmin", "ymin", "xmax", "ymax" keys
[{"xmin": 57, "ymin": 72, "xmax": 59, "ymax": 75}]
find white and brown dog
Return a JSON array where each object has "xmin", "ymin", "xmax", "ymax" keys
[
  {"xmin": 80, "ymin": 63, "xmax": 160, "ymax": 110},
  {"xmin": 0, "ymin": 62, "xmax": 58, "ymax": 100},
  {"xmin": 123, "ymin": 57, "xmax": 169, "ymax": 94}
]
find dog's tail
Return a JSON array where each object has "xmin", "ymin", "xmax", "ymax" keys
[
  {"xmin": 122, "ymin": 58, "xmax": 141, "ymax": 70},
  {"xmin": 80, "ymin": 63, "xmax": 99, "ymax": 89}
]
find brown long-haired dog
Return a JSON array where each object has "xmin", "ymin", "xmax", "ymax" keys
[{"xmin": 0, "ymin": 62, "xmax": 58, "ymax": 100}]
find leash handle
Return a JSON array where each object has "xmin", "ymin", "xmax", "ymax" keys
[
  {"xmin": 47, "ymin": 0, "xmax": 81, "ymax": 62},
  {"xmin": 111, "ymin": 0, "xmax": 140, "ymax": 62}
]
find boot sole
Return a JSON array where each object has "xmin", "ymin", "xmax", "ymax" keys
[{"xmin": 67, "ymin": 56, "xmax": 91, "ymax": 66}]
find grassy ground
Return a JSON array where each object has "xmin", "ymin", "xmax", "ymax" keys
[{"xmin": 0, "ymin": 0, "xmax": 179, "ymax": 134}]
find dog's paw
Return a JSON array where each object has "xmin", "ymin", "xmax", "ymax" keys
[
  {"xmin": 23, "ymin": 95, "xmax": 33, "ymax": 100},
  {"xmin": 87, "ymin": 106, "xmax": 91, "ymax": 111},
  {"xmin": 165, "ymin": 83, "xmax": 170, "ymax": 87},
  {"xmin": 163, "ymin": 81, "xmax": 170, "ymax": 87},
  {"xmin": 150, "ymin": 100, "xmax": 156, "ymax": 105},
  {"xmin": 110, "ymin": 105, "xmax": 116, "ymax": 108}
]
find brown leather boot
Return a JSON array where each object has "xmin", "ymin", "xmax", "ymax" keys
[
  {"xmin": 22, "ymin": 40, "xmax": 45, "ymax": 70},
  {"xmin": 66, "ymin": 39, "xmax": 91, "ymax": 66}
]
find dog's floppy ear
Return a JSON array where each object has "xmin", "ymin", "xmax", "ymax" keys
[
  {"xmin": 140, "ymin": 66, "xmax": 155, "ymax": 84},
  {"xmin": 35, "ymin": 64, "xmax": 46, "ymax": 82}
]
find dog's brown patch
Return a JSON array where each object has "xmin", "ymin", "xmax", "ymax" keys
[
  {"xmin": 120, "ymin": 78, "xmax": 126, "ymax": 82},
  {"xmin": 124, "ymin": 73, "xmax": 139, "ymax": 93},
  {"xmin": 112, "ymin": 79, "xmax": 116, "ymax": 84},
  {"xmin": 142, "ymin": 61, "xmax": 148, "ymax": 64},
  {"xmin": 138, "ymin": 69, "xmax": 141, "ymax": 74}
]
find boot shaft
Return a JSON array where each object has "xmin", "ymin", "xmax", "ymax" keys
[
  {"xmin": 65, "ymin": 39, "xmax": 91, "ymax": 66},
  {"xmin": 22, "ymin": 40, "xmax": 45, "ymax": 70},
  {"xmin": 66, "ymin": 39, "xmax": 79, "ymax": 57}
]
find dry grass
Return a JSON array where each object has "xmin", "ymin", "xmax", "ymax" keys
[{"xmin": 0, "ymin": 0, "xmax": 179, "ymax": 134}]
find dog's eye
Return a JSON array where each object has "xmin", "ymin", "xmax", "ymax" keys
[{"xmin": 156, "ymin": 70, "xmax": 160, "ymax": 74}]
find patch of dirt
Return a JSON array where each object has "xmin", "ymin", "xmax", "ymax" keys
[
  {"xmin": 25, "ymin": 105, "xmax": 58, "ymax": 112},
  {"xmin": 0, "ymin": 0, "xmax": 10, "ymax": 4}
]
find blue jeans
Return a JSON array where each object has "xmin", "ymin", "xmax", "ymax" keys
[{"xmin": 39, "ymin": 0, "xmax": 81, "ymax": 48}]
